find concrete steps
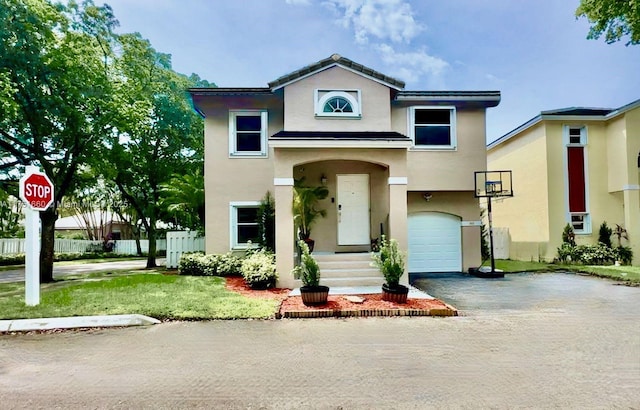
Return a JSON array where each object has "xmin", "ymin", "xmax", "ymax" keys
[{"xmin": 296, "ymin": 252, "xmax": 384, "ymax": 288}]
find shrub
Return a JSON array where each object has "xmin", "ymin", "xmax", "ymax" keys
[
  {"xmin": 573, "ymin": 243, "xmax": 616, "ymax": 265},
  {"xmin": 371, "ymin": 235, "xmax": 405, "ymax": 287},
  {"xmin": 216, "ymin": 252, "xmax": 243, "ymax": 276},
  {"xmin": 241, "ymin": 249, "xmax": 277, "ymax": 288},
  {"xmin": 556, "ymin": 242, "xmax": 574, "ymax": 263},
  {"xmin": 178, "ymin": 252, "xmax": 206, "ymax": 275},
  {"xmin": 615, "ymin": 246, "xmax": 633, "ymax": 265},
  {"xmin": 258, "ymin": 191, "xmax": 276, "ymax": 251},
  {"xmin": 562, "ymin": 223, "xmax": 576, "ymax": 246},
  {"xmin": 292, "ymin": 240, "xmax": 320, "ymax": 287},
  {"xmin": 598, "ymin": 222, "xmax": 612, "ymax": 248}
]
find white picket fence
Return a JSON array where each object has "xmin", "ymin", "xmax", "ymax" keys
[
  {"xmin": 166, "ymin": 231, "xmax": 205, "ymax": 269},
  {"xmin": 0, "ymin": 238, "xmax": 166, "ymax": 255}
]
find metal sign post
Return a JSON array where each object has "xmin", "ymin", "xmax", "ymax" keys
[{"xmin": 19, "ymin": 165, "xmax": 55, "ymax": 306}]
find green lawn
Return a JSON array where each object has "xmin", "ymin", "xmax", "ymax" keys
[
  {"xmin": 0, "ymin": 273, "xmax": 281, "ymax": 320},
  {"xmin": 494, "ymin": 259, "xmax": 640, "ymax": 284}
]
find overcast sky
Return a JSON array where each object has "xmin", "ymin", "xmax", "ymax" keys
[{"xmin": 103, "ymin": 0, "xmax": 639, "ymax": 142}]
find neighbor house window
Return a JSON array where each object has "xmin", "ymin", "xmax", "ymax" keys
[
  {"xmin": 230, "ymin": 202, "xmax": 260, "ymax": 248},
  {"xmin": 229, "ymin": 110, "xmax": 268, "ymax": 157},
  {"xmin": 564, "ymin": 125, "xmax": 590, "ymax": 234},
  {"xmin": 315, "ymin": 90, "xmax": 361, "ymax": 118},
  {"xmin": 409, "ymin": 106, "xmax": 456, "ymax": 149}
]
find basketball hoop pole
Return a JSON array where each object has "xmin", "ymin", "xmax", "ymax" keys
[{"xmin": 487, "ymin": 196, "xmax": 496, "ymax": 273}]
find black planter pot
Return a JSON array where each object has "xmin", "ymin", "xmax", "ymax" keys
[
  {"xmin": 300, "ymin": 285, "xmax": 329, "ymax": 306},
  {"xmin": 382, "ymin": 283, "xmax": 409, "ymax": 304},
  {"xmin": 302, "ymin": 238, "xmax": 315, "ymax": 253}
]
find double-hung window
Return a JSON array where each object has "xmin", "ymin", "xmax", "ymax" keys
[
  {"xmin": 564, "ymin": 125, "xmax": 590, "ymax": 234},
  {"xmin": 409, "ymin": 106, "xmax": 456, "ymax": 149},
  {"xmin": 230, "ymin": 202, "xmax": 260, "ymax": 248},
  {"xmin": 229, "ymin": 110, "xmax": 268, "ymax": 157}
]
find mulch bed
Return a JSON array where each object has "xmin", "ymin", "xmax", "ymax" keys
[{"xmin": 224, "ymin": 276, "xmax": 457, "ymax": 319}]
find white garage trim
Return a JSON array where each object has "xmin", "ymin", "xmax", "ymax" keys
[{"xmin": 408, "ymin": 212, "xmax": 462, "ymax": 273}]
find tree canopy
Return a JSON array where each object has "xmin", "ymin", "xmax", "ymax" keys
[{"xmin": 576, "ymin": 0, "xmax": 640, "ymax": 45}]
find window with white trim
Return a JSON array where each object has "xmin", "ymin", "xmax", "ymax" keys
[
  {"xmin": 229, "ymin": 110, "xmax": 268, "ymax": 157},
  {"xmin": 314, "ymin": 90, "xmax": 361, "ymax": 118},
  {"xmin": 409, "ymin": 106, "xmax": 456, "ymax": 149},
  {"xmin": 230, "ymin": 202, "xmax": 260, "ymax": 248},
  {"xmin": 564, "ymin": 125, "xmax": 590, "ymax": 234}
]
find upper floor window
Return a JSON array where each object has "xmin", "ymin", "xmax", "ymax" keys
[
  {"xmin": 409, "ymin": 106, "xmax": 456, "ymax": 149},
  {"xmin": 315, "ymin": 90, "xmax": 361, "ymax": 118},
  {"xmin": 563, "ymin": 125, "xmax": 590, "ymax": 234},
  {"xmin": 229, "ymin": 110, "xmax": 268, "ymax": 157}
]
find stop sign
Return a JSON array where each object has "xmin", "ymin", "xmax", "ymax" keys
[{"xmin": 19, "ymin": 171, "xmax": 55, "ymax": 211}]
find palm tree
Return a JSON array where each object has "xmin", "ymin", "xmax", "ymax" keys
[{"xmin": 160, "ymin": 170, "xmax": 205, "ymax": 231}]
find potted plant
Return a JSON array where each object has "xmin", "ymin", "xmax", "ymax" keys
[
  {"xmin": 371, "ymin": 235, "xmax": 409, "ymax": 303},
  {"xmin": 292, "ymin": 239, "xmax": 329, "ymax": 305},
  {"xmin": 292, "ymin": 177, "xmax": 329, "ymax": 253}
]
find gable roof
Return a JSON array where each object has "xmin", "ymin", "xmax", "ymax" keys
[
  {"xmin": 489, "ymin": 98, "xmax": 640, "ymax": 150},
  {"xmin": 268, "ymin": 53, "xmax": 405, "ymax": 91}
]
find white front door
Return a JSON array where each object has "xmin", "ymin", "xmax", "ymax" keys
[{"xmin": 337, "ymin": 174, "xmax": 370, "ymax": 245}]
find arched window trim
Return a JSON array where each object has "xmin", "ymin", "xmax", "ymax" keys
[{"xmin": 315, "ymin": 90, "xmax": 361, "ymax": 118}]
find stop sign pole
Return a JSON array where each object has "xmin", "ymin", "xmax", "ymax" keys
[{"xmin": 18, "ymin": 165, "xmax": 55, "ymax": 306}]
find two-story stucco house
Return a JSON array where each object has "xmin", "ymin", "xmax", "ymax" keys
[
  {"xmin": 189, "ymin": 54, "xmax": 501, "ymax": 288},
  {"xmin": 487, "ymin": 99, "xmax": 640, "ymax": 264}
]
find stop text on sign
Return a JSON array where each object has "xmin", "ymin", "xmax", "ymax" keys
[{"xmin": 19, "ymin": 170, "xmax": 55, "ymax": 211}]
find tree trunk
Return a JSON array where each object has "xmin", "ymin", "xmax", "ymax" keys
[
  {"xmin": 39, "ymin": 208, "xmax": 57, "ymax": 283},
  {"xmin": 146, "ymin": 213, "xmax": 157, "ymax": 268}
]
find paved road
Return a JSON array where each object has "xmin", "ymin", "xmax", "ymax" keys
[
  {"xmin": 0, "ymin": 272, "xmax": 638, "ymax": 409},
  {"xmin": 0, "ymin": 258, "xmax": 166, "ymax": 283}
]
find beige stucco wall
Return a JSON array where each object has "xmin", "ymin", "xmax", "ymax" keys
[
  {"xmin": 407, "ymin": 191, "xmax": 481, "ymax": 271},
  {"xmin": 198, "ymin": 94, "xmax": 283, "ymax": 254},
  {"xmin": 392, "ymin": 106, "xmax": 487, "ymax": 191},
  {"xmin": 488, "ymin": 122, "xmax": 550, "ymax": 261},
  {"xmin": 489, "ymin": 109, "xmax": 640, "ymax": 263},
  {"xmin": 282, "ymin": 66, "xmax": 392, "ymax": 132}
]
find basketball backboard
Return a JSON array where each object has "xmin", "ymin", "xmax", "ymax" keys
[{"xmin": 474, "ymin": 170, "xmax": 513, "ymax": 198}]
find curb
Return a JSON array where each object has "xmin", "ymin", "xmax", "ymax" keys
[
  {"xmin": 0, "ymin": 314, "xmax": 161, "ymax": 333},
  {"xmin": 279, "ymin": 306, "xmax": 458, "ymax": 319}
]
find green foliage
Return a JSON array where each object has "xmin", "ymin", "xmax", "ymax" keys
[
  {"xmin": 292, "ymin": 177, "xmax": 329, "ymax": 240},
  {"xmin": 598, "ymin": 221, "xmax": 612, "ymax": 247},
  {"xmin": 556, "ymin": 242, "xmax": 574, "ymax": 263},
  {"xmin": 576, "ymin": 0, "xmax": 640, "ymax": 45},
  {"xmin": 615, "ymin": 245, "xmax": 633, "ymax": 265},
  {"xmin": 293, "ymin": 240, "xmax": 321, "ymax": 287},
  {"xmin": 160, "ymin": 170, "xmax": 205, "ymax": 232},
  {"xmin": 178, "ymin": 252, "xmax": 242, "ymax": 276},
  {"xmin": 258, "ymin": 191, "xmax": 276, "ymax": 251},
  {"xmin": 480, "ymin": 209, "xmax": 490, "ymax": 261},
  {"xmin": 562, "ymin": 223, "xmax": 576, "ymax": 246},
  {"xmin": 613, "ymin": 224, "xmax": 629, "ymax": 246},
  {"xmin": 241, "ymin": 249, "xmax": 277, "ymax": 287},
  {"xmin": 371, "ymin": 235, "xmax": 405, "ymax": 287},
  {"xmin": 0, "ymin": 252, "xmax": 141, "ymax": 266},
  {"xmin": 0, "ymin": 188, "xmax": 22, "ymax": 238}
]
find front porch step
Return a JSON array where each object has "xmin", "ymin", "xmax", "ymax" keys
[
  {"xmin": 297, "ymin": 252, "xmax": 383, "ymax": 287},
  {"xmin": 321, "ymin": 268, "xmax": 381, "ymax": 278}
]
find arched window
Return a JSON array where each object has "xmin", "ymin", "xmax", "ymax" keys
[
  {"xmin": 315, "ymin": 90, "xmax": 361, "ymax": 117},
  {"xmin": 323, "ymin": 96, "xmax": 353, "ymax": 113}
]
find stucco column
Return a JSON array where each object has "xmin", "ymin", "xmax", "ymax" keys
[
  {"xmin": 274, "ymin": 178, "xmax": 296, "ymax": 288},
  {"xmin": 623, "ymin": 186, "xmax": 640, "ymax": 265},
  {"xmin": 388, "ymin": 177, "xmax": 409, "ymax": 286}
]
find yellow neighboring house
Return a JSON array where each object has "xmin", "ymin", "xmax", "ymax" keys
[
  {"xmin": 488, "ymin": 99, "xmax": 640, "ymax": 264},
  {"xmin": 189, "ymin": 54, "xmax": 500, "ymax": 288}
]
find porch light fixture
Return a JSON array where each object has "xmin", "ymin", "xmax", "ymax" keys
[
  {"xmin": 321, "ymin": 174, "xmax": 328, "ymax": 186},
  {"xmin": 423, "ymin": 192, "xmax": 432, "ymax": 202}
]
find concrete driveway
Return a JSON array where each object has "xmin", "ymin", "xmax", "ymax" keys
[{"xmin": 0, "ymin": 271, "xmax": 638, "ymax": 408}]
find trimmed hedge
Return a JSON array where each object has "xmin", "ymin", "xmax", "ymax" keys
[
  {"xmin": 0, "ymin": 252, "xmax": 143, "ymax": 267},
  {"xmin": 178, "ymin": 252, "xmax": 243, "ymax": 276}
]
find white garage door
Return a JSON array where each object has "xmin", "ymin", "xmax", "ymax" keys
[{"xmin": 408, "ymin": 212, "xmax": 462, "ymax": 272}]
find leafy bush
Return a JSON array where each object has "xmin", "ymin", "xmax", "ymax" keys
[
  {"xmin": 371, "ymin": 235, "xmax": 405, "ymax": 287},
  {"xmin": 292, "ymin": 240, "xmax": 320, "ymax": 287},
  {"xmin": 216, "ymin": 252, "xmax": 243, "ymax": 276},
  {"xmin": 562, "ymin": 223, "xmax": 576, "ymax": 246},
  {"xmin": 0, "ymin": 252, "xmax": 142, "ymax": 266},
  {"xmin": 615, "ymin": 246, "xmax": 633, "ymax": 265},
  {"xmin": 241, "ymin": 249, "xmax": 277, "ymax": 288},
  {"xmin": 178, "ymin": 252, "xmax": 206, "ymax": 275},
  {"xmin": 556, "ymin": 242, "xmax": 574, "ymax": 263},
  {"xmin": 598, "ymin": 222, "xmax": 612, "ymax": 247}
]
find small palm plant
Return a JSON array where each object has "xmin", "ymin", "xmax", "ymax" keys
[{"xmin": 292, "ymin": 239, "xmax": 329, "ymax": 305}]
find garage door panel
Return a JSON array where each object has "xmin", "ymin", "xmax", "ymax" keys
[{"xmin": 408, "ymin": 212, "xmax": 462, "ymax": 273}]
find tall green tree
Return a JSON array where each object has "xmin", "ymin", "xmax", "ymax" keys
[
  {"xmin": 0, "ymin": 0, "xmax": 118, "ymax": 281},
  {"xmin": 576, "ymin": 0, "xmax": 640, "ymax": 45},
  {"xmin": 99, "ymin": 33, "xmax": 204, "ymax": 268},
  {"xmin": 160, "ymin": 171, "xmax": 205, "ymax": 232}
]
